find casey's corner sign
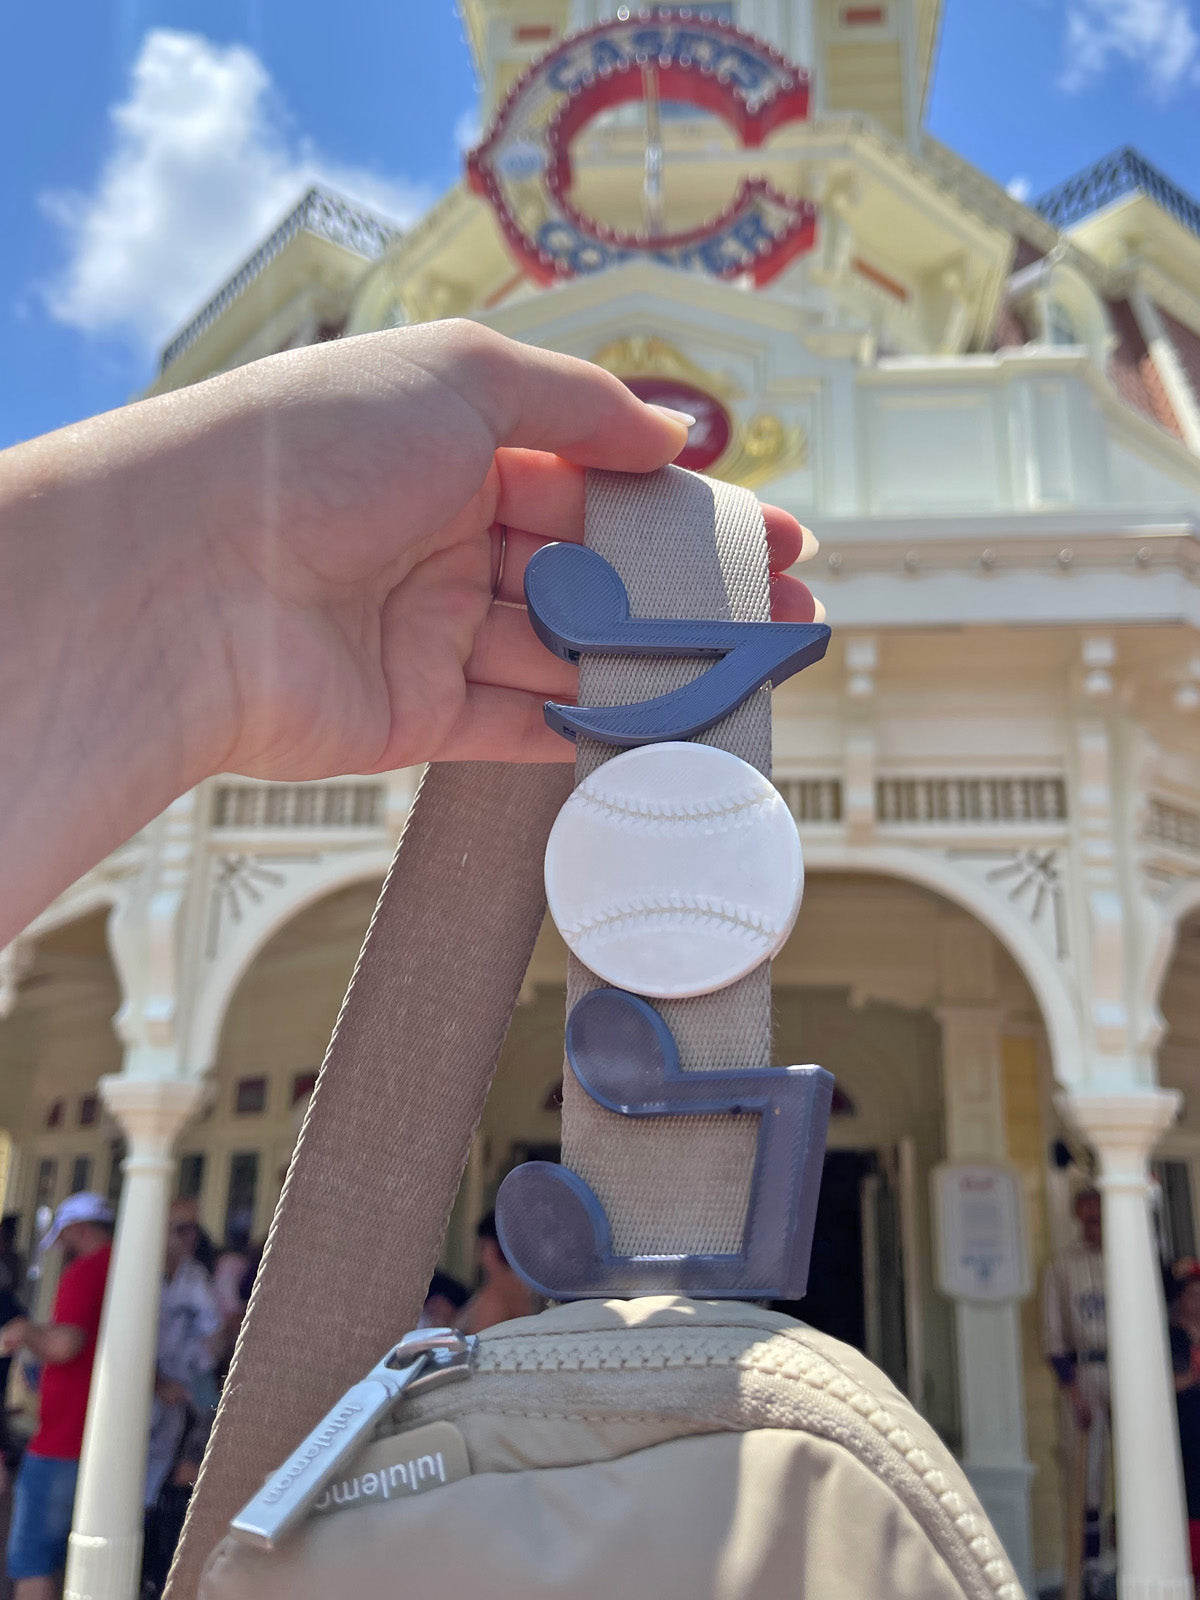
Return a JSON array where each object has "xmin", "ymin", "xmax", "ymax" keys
[{"xmin": 467, "ymin": 16, "xmax": 817, "ymax": 286}]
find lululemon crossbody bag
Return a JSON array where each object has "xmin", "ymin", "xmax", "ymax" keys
[{"xmin": 172, "ymin": 467, "xmax": 1024, "ymax": 1600}]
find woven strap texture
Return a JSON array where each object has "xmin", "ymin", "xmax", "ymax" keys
[
  {"xmin": 166, "ymin": 761, "xmax": 572, "ymax": 1600},
  {"xmin": 562, "ymin": 466, "xmax": 772, "ymax": 1255}
]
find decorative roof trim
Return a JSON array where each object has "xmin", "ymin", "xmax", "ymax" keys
[
  {"xmin": 159, "ymin": 185, "xmax": 402, "ymax": 373},
  {"xmin": 1034, "ymin": 147, "xmax": 1200, "ymax": 243}
]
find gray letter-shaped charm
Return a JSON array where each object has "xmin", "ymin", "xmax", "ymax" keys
[
  {"xmin": 525, "ymin": 543, "xmax": 830, "ymax": 746},
  {"xmin": 496, "ymin": 988, "xmax": 833, "ymax": 1300}
]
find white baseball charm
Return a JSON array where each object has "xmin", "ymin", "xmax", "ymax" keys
[{"xmin": 544, "ymin": 742, "xmax": 803, "ymax": 999}]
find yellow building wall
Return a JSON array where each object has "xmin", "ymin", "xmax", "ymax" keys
[
  {"xmin": 184, "ymin": 882, "xmax": 377, "ymax": 1244},
  {"xmin": 0, "ymin": 914, "xmax": 125, "ymax": 1256}
]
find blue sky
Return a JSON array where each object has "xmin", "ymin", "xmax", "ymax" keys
[{"xmin": 2, "ymin": 0, "xmax": 1199, "ymax": 452}]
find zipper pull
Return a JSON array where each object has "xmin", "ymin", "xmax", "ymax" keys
[{"xmin": 229, "ymin": 1327, "xmax": 475, "ymax": 1550}]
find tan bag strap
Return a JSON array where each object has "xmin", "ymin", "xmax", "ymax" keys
[
  {"xmin": 563, "ymin": 467, "xmax": 773, "ymax": 1257},
  {"xmin": 166, "ymin": 760, "xmax": 572, "ymax": 1599},
  {"xmin": 170, "ymin": 464, "xmax": 771, "ymax": 1595}
]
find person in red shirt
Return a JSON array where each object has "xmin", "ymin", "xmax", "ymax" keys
[{"xmin": 0, "ymin": 1192, "xmax": 114, "ymax": 1600}]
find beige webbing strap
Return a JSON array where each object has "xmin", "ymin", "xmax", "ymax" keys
[
  {"xmin": 167, "ymin": 760, "xmax": 572, "ymax": 1600},
  {"xmin": 562, "ymin": 466, "xmax": 772, "ymax": 1255}
]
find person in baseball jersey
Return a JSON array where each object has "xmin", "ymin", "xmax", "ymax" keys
[{"xmin": 1043, "ymin": 1187, "xmax": 1109, "ymax": 1595}]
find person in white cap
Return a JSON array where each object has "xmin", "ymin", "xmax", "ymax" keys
[{"xmin": 0, "ymin": 1192, "xmax": 114, "ymax": 1600}]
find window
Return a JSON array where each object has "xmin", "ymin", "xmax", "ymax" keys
[
  {"xmin": 234, "ymin": 1076, "xmax": 267, "ymax": 1115},
  {"xmin": 1046, "ymin": 297, "xmax": 1078, "ymax": 347},
  {"xmin": 106, "ymin": 1139, "xmax": 126, "ymax": 1205},
  {"xmin": 45, "ymin": 1100, "xmax": 65, "ymax": 1130},
  {"xmin": 1154, "ymin": 1159, "xmax": 1197, "ymax": 1261},
  {"xmin": 79, "ymin": 1094, "xmax": 99, "ymax": 1127},
  {"xmin": 177, "ymin": 1152, "xmax": 206, "ymax": 1203},
  {"xmin": 225, "ymin": 1152, "xmax": 259, "ymax": 1243},
  {"xmin": 34, "ymin": 1158, "xmax": 57, "ymax": 1215},
  {"xmin": 291, "ymin": 1072, "xmax": 318, "ymax": 1106},
  {"xmin": 69, "ymin": 1156, "xmax": 92, "ymax": 1195}
]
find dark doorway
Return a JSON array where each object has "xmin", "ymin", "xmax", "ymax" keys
[{"xmin": 774, "ymin": 1149, "xmax": 875, "ymax": 1351}]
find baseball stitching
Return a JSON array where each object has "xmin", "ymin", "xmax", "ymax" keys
[
  {"xmin": 559, "ymin": 894, "xmax": 779, "ymax": 949},
  {"xmin": 575, "ymin": 778, "xmax": 778, "ymax": 833}
]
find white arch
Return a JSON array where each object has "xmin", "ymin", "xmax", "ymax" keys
[
  {"xmin": 23, "ymin": 881, "xmax": 119, "ymax": 941},
  {"xmin": 803, "ymin": 843, "xmax": 1085, "ymax": 1085},
  {"xmin": 185, "ymin": 839, "xmax": 1088, "ymax": 1086},
  {"xmin": 185, "ymin": 847, "xmax": 393, "ymax": 1076}
]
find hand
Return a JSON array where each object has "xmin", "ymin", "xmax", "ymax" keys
[
  {"xmin": 0, "ymin": 321, "xmax": 818, "ymax": 941},
  {"xmin": 169, "ymin": 320, "xmax": 818, "ymax": 776},
  {"xmin": 0, "ymin": 1319, "xmax": 29, "ymax": 1358},
  {"xmin": 155, "ymin": 1377, "xmax": 190, "ymax": 1407}
]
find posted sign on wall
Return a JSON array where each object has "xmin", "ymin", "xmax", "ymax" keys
[{"xmin": 933, "ymin": 1163, "xmax": 1030, "ymax": 1303}]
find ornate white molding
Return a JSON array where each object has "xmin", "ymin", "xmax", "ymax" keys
[
  {"xmin": 803, "ymin": 841, "xmax": 1084, "ymax": 1087},
  {"xmin": 210, "ymin": 780, "xmax": 387, "ymax": 831},
  {"xmin": 947, "ymin": 847, "xmax": 1068, "ymax": 962},
  {"xmin": 777, "ymin": 777, "xmax": 843, "ymax": 824},
  {"xmin": 878, "ymin": 776, "xmax": 1067, "ymax": 826},
  {"xmin": 99, "ymin": 1076, "xmax": 208, "ymax": 1168},
  {"xmin": 107, "ymin": 794, "xmax": 200, "ymax": 1075},
  {"xmin": 1057, "ymin": 1088, "xmax": 1182, "ymax": 1184},
  {"xmin": 187, "ymin": 844, "xmax": 393, "ymax": 1076},
  {"xmin": 776, "ymin": 773, "xmax": 1072, "ymax": 831},
  {"xmin": 204, "ymin": 852, "xmax": 310, "ymax": 962}
]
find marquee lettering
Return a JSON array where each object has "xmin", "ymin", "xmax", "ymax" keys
[{"xmin": 467, "ymin": 16, "xmax": 817, "ymax": 287}]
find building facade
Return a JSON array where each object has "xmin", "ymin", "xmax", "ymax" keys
[{"xmin": 4, "ymin": 3, "xmax": 1200, "ymax": 1596}]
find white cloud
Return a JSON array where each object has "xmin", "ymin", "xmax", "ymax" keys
[
  {"xmin": 454, "ymin": 106, "xmax": 482, "ymax": 154},
  {"xmin": 1006, "ymin": 176, "xmax": 1032, "ymax": 202},
  {"xmin": 40, "ymin": 30, "xmax": 433, "ymax": 352},
  {"xmin": 1059, "ymin": 0, "xmax": 1200, "ymax": 97}
]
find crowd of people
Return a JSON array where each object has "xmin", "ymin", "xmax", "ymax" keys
[
  {"xmin": 14, "ymin": 1165, "xmax": 1200, "ymax": 1599},
  {"xmin": 0, "ymin": 1193, "xmax": 536, "ymax": 1597}
]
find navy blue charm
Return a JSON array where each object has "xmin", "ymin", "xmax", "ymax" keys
[
  {"xmin": 524, "ymin": 543, "xmax": 830, "ymax": 745},
  {"xmin": 495, "ymin": 988, "xmax": 833, "ymax": 1301}
]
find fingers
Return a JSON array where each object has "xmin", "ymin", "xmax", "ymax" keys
[
  {"xmin": 473, "ymin": 566, "xmax": 821, "ymax": 707},
  {"xmin": 493, "ymin": 526, "xmax": 823, "ymax": 614},
  {"xmin": 465, "ymin": 603, "xmax": 578, "ymax": 696},
  {"xmin": 490, "ymin": 454, "xmax": 822, "ymax": 614},
  {"xmin": 493, "ymin": 525, "xmax": 823, "ymax": 618},
  {"xmin": 490, "ymin": 524, "xmax": 567, "ymax": 605},
  {"xmin": 440, "ymin": 324, "xmax": 690, "ymax": 471},
  {"xmin": 435, "ymin": 682, "xmax": 577, "ymax": 763},
  {"xmin": 492, "ymin": 451, "xmax": 588, "ymax": 545},
  {"xmin": 492, "ymin": 449, "xmax": 821, "ymax": 578},
  {"xmin": 762, "ymin": 505, "xmax": 819, "ymax": 571},
  {"xmin": 771, "ymin": 572, "xmax": 824, "ymax": 624}
]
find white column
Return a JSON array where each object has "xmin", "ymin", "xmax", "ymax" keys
[
  {"xmin": 936, "ymin": 1004, "xmax": 1036, "ymax": 1594},
  {"xmin": 64, "ymin": 1076, "xmax": 205, "ymax": 1600},
  {"xmin": 1060, "ymin": 1089, "xmax": 1192, "ymax": 1600}
]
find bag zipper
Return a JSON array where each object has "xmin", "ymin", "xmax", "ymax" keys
[
  {"xmin": 230, "ymin": 1317, "xmax": 799, "ymax": 1550},
  {"xmin": 225, "ymin": 1314, "xmax": 1019, "ymax": 1599},
  {"xmin": 229, "ymin": 1328, "xmax": 476, "ymax": 1550}
]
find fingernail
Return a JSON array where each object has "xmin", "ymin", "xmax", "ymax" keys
[
  {"xmin": 649, "ymin": 404, "xmax": 696, "ymax": 428},
  {"xmin": 798, "ymin": 527, "xmax": 820, "ymax": 561},
  {"xmin": 811, "ymin": 596, "xmax": 826, "ymax": 624}
]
